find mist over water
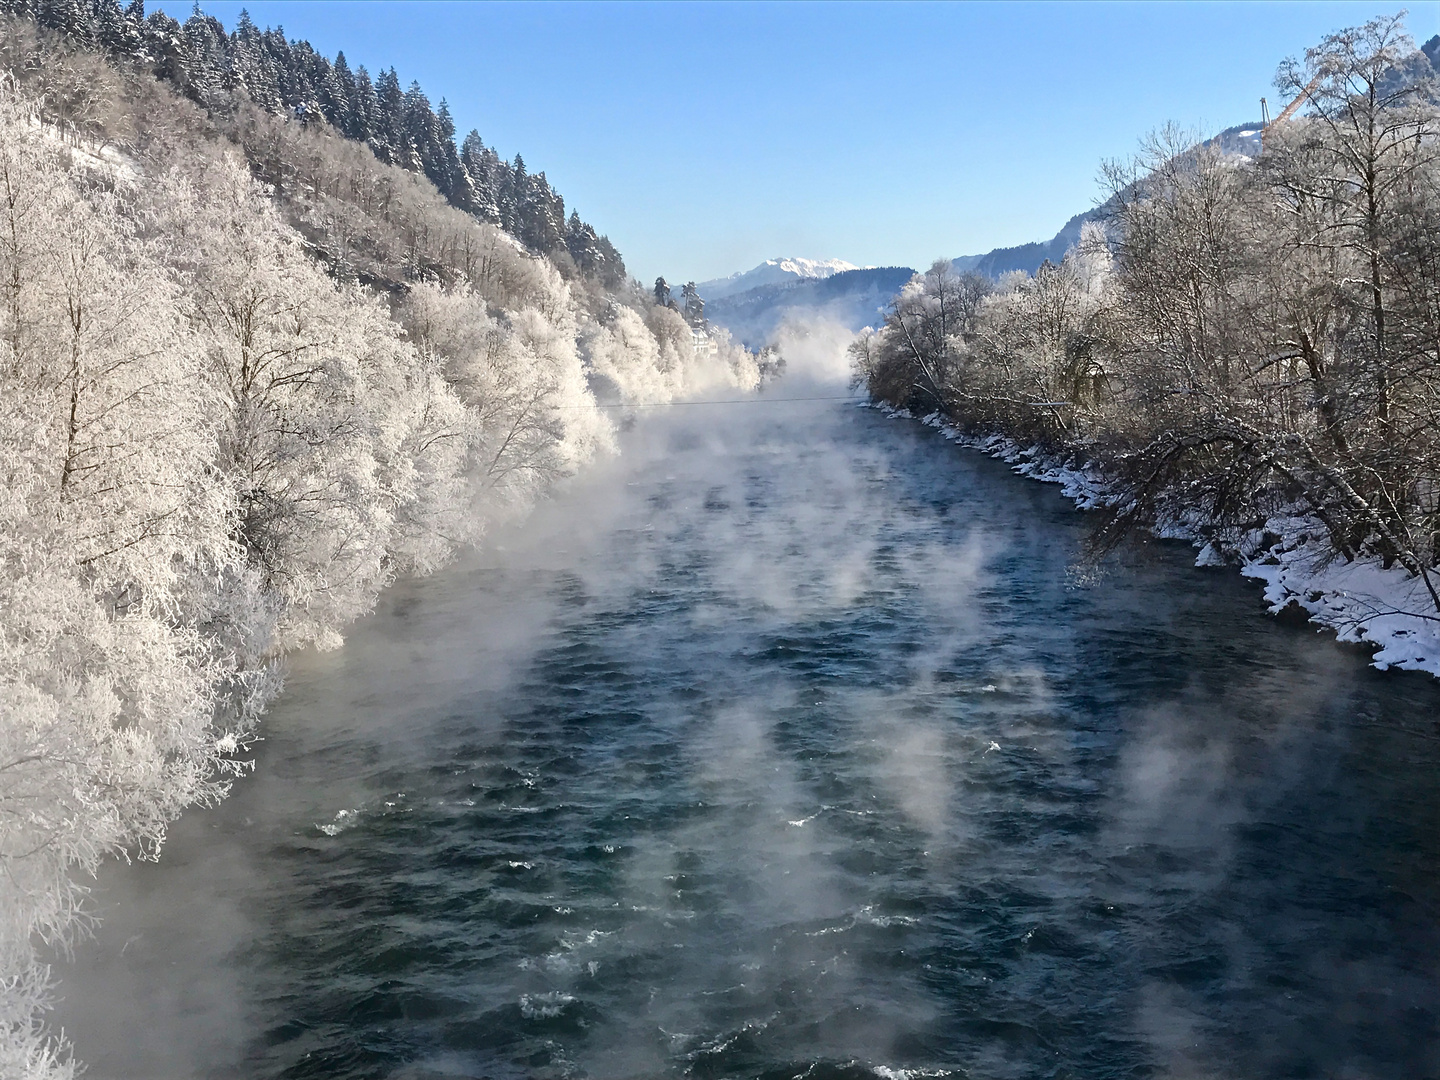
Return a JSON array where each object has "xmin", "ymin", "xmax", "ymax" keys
[{"xmin": 57, "ymin": 374, "xmax": 1440, "ymax": 1079}]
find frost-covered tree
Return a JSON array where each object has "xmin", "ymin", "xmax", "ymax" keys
[
  {"xmin": 0, "ymin": 84, "xmax": 253, "ymax": 1080},
  {"xmin": 154, "ymin": 156, "xmax": 416, "ymax": 649},
  {"xmin": 582, "ymin": 302, "xmax": 671, "ymax": 403},
  {"xmin": 400, "ymin": 270, "xmax": 611, "ymax": 510}
]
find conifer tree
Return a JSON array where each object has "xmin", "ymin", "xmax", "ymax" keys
[
  {"xmin": 181, "ymin": 5, "xmax": 228, "ymax": 108},
  {"xmin": 461, "ymin": 129, "xmax": 501, "ymax": 223},
  {"xmin": 320, "ymin": 48, "xmax": 354, "ymax": 133},
  {"xmin": 351, "ymin": 62, "xmax": 378, "ymax": 142},
  {"xmin": 372, "ymin": 66, "xmax": 411, "ymax": 168}
]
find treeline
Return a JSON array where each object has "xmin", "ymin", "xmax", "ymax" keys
[
  {"xmin": 0, "ymin": 0, "xmax": 627, "ymax": 284},
  {"xmin": 855, "ymin": 13, "xmax": 1440, "ymax": 611},
  {"xmin": 0, "ymin": 13, "xmax": 763, "ymax": 1076}
]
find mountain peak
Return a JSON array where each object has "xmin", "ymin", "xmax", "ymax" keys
[{"xmin": 698, "ymin": 257, "xmax": 865, "ymax": 301}]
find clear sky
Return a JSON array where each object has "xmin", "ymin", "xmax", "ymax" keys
[{"xmin": 152, "ymin": 1, "xmax": 1435, "ymax": 285}]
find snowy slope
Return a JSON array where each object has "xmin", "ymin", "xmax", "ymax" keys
[{"xmin": 698, "ymin": 257, "xmax": 864, "ymax": 301}]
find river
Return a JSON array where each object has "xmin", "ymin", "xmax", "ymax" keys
[{"xmin": 58, "ymin": 396, "xmax": 1440, "ymax": 1079}]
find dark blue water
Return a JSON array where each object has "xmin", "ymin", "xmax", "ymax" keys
[{"xmin": 62, "ymin": 402, "xmax": 1440, "ymax": 1080}]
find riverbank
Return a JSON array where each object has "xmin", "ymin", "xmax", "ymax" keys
[{"xmin": 871, "ymin": 403, "xmax": 1440, "ymax": 680}]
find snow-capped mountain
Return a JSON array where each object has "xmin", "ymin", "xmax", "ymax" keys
[
  {"xmin": 698, "ymin": 257, "xmax": 864, "ymax": 301},
  {"xmin": 704, "ymin": 266, "xmax": 915, "ymax": 348}
]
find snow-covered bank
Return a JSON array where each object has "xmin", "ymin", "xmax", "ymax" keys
[{"xmin": 871, "ymin": 403, "xmax": 1440, "ymax": 679}]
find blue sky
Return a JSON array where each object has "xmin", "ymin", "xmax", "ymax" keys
[{"xmin": 153, "ymin": 1, "xmax": 1434, "ymax": 285}]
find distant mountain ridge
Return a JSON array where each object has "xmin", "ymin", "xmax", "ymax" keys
[
  {"xmin": 699, "ymin": 257, "xmax": 863, "ymax": 301},
  {"xmin": 703, "ymin": 122, "xmax": 1287, "ymax": 348},
  {"xmin": 705, "ymin": 266, "xmax": 915, "ymax": 348},
  {"xmin": 952, "ymin": 123, "xmax": 1266, "ymax": 279}
]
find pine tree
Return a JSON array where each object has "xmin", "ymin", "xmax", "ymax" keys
[
  {"xmin": 228, "ymin": 9, "xmax": 282, "ymax": 111},
  {"xmin": 37, "ymin": 0, "xmax": 90, "ymax": 44},
  {"xmin": 499, "ymin": 153, "xmax": 526, "ymax": 235},
  {"xmin": 681, "ymin": 281, "xmax": 705, "ymax": 328},
  {"xmin": 565, "ymin": 209, "xmax": 601, "ymax": 274},
  {"xmin": 461, "ymin": 130, "xmax": 501, "ymax": 222},
  {"xmin": 372, "ymin": 66, "xmax": 413, "ymax": 169},
  {"xmin": 139, "ymin": 8, "xmax": 189, "ymax": 87},
  {"xmin": 181, "ymin": 5, "xmax": 229, "ymax": 109},
  {"xmin": 319, "ymin": 49, "xmax": 354, "ymax": 133},
  {"xmin": 351, "ymin": 63, "xmax": 378, "ymax": 143},
  {"xmin": 403, "ymin": 79, "xmax": 449, "ymax": 195},
  {"xmin": 276, "ymin": 33, "xmax": 325, "ymax": 118},
  {"xmin": 594, "ymin": 234, "xmax": 626, "ymax": 288},
  {"xmin": 521, "ymin": 170, "xmax": 565, "ymax": 253},
  {"xmin": 435, "ymin": 100, "xmax": 475, "ymax": 209},
  {"xmin": 93, "ymin": 0, "xmax": 140, "ymax": 54}
]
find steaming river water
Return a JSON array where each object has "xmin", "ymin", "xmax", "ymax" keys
[{"xmin": 61, "ymin": 400, "xmax": 1440, "ymax": 1079}]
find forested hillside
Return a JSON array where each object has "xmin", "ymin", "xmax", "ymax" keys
[
  {"xmin": 856, "ymin": 14, "xmax": 1440, "ymax": 628},
  {"xmin": 1, "ymin": 0, "xmax": 628, "ymax": 284},
  {"xmin": 0, "ymin": 8, "xmax": 763, "ymax": 1075}
]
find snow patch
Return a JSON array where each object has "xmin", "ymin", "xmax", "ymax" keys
[{"xmin": 1239, "ymin": 522, "xmax": 1440, "ymax": 674}]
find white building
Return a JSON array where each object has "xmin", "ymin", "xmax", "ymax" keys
[{"xmin": 691, "ymin": 325, "xmax": 718, "ymax": 357}]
